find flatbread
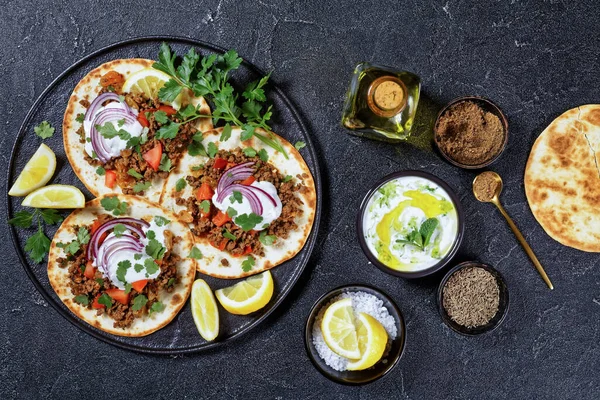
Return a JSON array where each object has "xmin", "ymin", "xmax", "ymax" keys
[
  {"xmin": 160, "ymin": 126, "xmax": 317, "ymax": 279},
  {"xmin": 63, "ymin": 58, "xmax": 213, "ymax": 203},
  {"xmin": 47, "ymin": 195, "xmax": 197, "ymax": 337},
  {"xmin": 524, "ymin": 104, "xmax": 600, "ymax": 252}
]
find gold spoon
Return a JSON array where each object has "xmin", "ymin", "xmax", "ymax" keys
[{"xmin": 473, "ymin": 171, "xmax": 554, "ymax": 290}]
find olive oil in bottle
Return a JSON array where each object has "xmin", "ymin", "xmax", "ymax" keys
[{"xmin": 341, "ymin": 62, "xmax": 421, "ymax": 142}]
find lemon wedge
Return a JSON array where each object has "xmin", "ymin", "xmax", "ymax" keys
[
  {"xmin": 191, "ymin": 279, "xmax": 219, "ymax": 341},
  {"xmin": 122, "ymin": 68, "xmax": 172, "ymax": 101},
  {"xmin": 9, "ymin": 144, "xmax": 56, "ymax": 196},
  {"xmin": 321, "ymin": 298, "xmax": 361, "ymax": 359},
  {"xmin": 214, "ymin": 271, "xmax": 274, "ymax": 315},
  {"xmin": 346, "ymin": 312, "xmax": 388, "ymax": 371},
  {"xmin": 21, "ymin": 184, "xmax": 85, "ymax": 209}
]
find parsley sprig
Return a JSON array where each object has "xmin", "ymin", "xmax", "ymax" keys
[
  {"xmin": 152, "ymin": 43, "xmax": 289, "ymax": 159},
  {"xmin": 8, "ymin": 209, "xmax": 63, "ymax": 263}
]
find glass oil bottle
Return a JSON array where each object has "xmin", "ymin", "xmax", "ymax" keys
[{"xmin": 341, "ymin": 62, "xmax": 421, "ymax": 142}]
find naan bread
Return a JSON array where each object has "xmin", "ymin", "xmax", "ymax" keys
[
  {"xmin": 160, "ymin": 126, "xmax": 317, "ymax": 279},
  {"xmin": 63, "ymin": 59, "xmax": 212, "ymax": 202},
  {"xmin": 48, "ymin": 195, "xmax": 197, "ymax": 337},
  {"xmin": 524, "ymin": 105, "xmax": 600, "ymax": 252}
]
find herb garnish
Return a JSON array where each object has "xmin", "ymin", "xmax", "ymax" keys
[
  {"xmin": 128, "ymin": 168, "xmax": 143, "ymax": 179},
  {"xmin": 74, "ymin": 295, "xmax": 89, "ymax": 305},
  {"xmin": 234, "ymin": 213, "xmax": 263, "ymax": 232},
  {"xmin": 243, "ymin": 147, "xmax": 257, "ymax": 157},
  {"xmin": 259, "ymin": 231, "xmax": 276, "ymax": 246},
  {"xmin": 8, "ymin": 209, "xmax": 63, "ymax": 263},
  {"xmin": 396, "ymin": 218, "xmax": 439, "ymax": 250},
  {"xmin": 75, "ymin": 113, "xmax": 85, "ymax": 123},
  {"xmin": 132, "ymin": 295, "xmax": 148, "ymax": 311},
  {"xmin": 100, "ymin": 196, "xmax": 128, "ymax": 216},
  {"xmin": 294, "ymin": 141, "xmax": 306, "ymax": 151},
  {"xmin": 96, "ymin": 166, "xmax": 106, "ymax": 176},
  {"xmin": 175, "ymin": 178, "xmax": 187, "ymax": 192},
  {"xmin": 223, "ymin": 229, "xmax": 237, "ymax": 240},
  {"xmin": 200, "ymin": 200, "xmax": 211, "ymax": 214},
  {"xmin": 34, "ymin": 121, "xmax": 55, "ymax": 139},
  {"xmin": 152, "ymin": 43, "xmax": 288, "ymax": 158},
  {"xmin": 282, "ymin": 175, "xmax": 293, "ymax": 183},
  {"xmin": 188, "ymin": 247, "xmax": 203, "ymax": 259},
  {"xmin": 241, "ymin": 256, "xmax": 255, "ymax": 272},
  {"xmin": 98, "ymin": 293, "xmax": 113, "ymax": 308},
  {"xmin": 149, "ymin": 301, "xmax": 165, "ymax": 314},
  {"xmin": 133, "ymin": 181, "xmax": 152, "ymax": 193},
  {"xmin": 207, "ymin": 142, "xmax": 218, "ymax": 158},
  {"xmin": 158, "ymin": 154, "xmax": 172, "ymax": 172},
  {"xmin": 116, "ymin": 260, "xmax": 131, "ymax": 284},
  {"xmin": 154, "ymin": 216, "xmax": 171, "ymax": 226},
  {"xmin": 230, "ymin": 191, "xmax": 243, "ymax": 204}
]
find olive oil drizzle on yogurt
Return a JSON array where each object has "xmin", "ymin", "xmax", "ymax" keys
[{"xmin": 364, "ymin": 177, "xmax": 459, "ymax": 272}]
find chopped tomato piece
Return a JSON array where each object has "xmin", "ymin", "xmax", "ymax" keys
[
  {"xmin": 100, "ymin": 71, "xmax": 125, "ymax": 88},
  {"xmin": 137, "ymin": 112, "xmax": 149, "ymax": 128},
  {"xmin": 233, "ymin": 245, "xmax": 253, "ymax": 257},
  {"xmin": 92, "ymin": 294, "xmax": 105, "ymax": 309},
  {"xmin": 240, "ymin": 176, "xmax": 256, "ymax": 186},
  {"xmin": 131, "ymin": 280, "xmax": 148, "ymax": 292},
  {"xmin": 213, "ymin": 158, "xmax": 228, "ymax": 169},
  {"xmin": 157, "ymin": 105, "xmax": 177, "ymax": 115},
  {"xmin": 104, "ymin": 170, "xmax": 117, "ymax": 189},
  {"xmin": 83, "ymin": 260, "xmax": 96, "ymax": 279},
  {"xmin": 143, "ymin": 142, "xmax": 163, "ymax": 171},
  {"xmin": 91, "ymin": 219, "xmax": 102, "ymax": 234},
  {"xmin": 196, "ymin": 182, "xmax": 214, "ymax": 201},
  {"xmin": 225, "ymin": 162, "xmax": 237, "ymax": 170},
  {"xmin": 211, "ymin": 239, "xmax": 228, "ymax": 251},
  {"xmin": 105, "ymin": 289, "xmax": 130, "ymax": 305},
  {"xmin": 98, "ymin": 231, "xmax": 108, "ymax": 245},
  {"xmin": 212, "ymin": 210, "xmax": 231, "ymax": 227}
]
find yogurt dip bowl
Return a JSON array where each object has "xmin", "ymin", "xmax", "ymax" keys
[{"xmin": 357, "ymin": 171, "xmax": 464, "ymax": 278}]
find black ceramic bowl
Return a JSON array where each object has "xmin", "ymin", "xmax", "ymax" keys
[
  {"xmin": 356, "ymin": 170, "xmax": 464, "ymax": 279},
  {"xmin": 304, "ymin": 285, "xmax": 406, "ymax": 385},
  {"xmin": 433, "ymin": 96, "xmax": 509, "ymax": 169},
  {"xmin": 437, "ymin": 261, "xmax": 510, "ymax": 336}
]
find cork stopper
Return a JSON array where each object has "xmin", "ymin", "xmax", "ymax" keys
[{"xmin": 367, "ymin": 76, "xmax": 407, "ymax": 117}]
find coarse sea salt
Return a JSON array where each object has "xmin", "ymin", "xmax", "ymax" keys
[{"xmin": 311, "ymin": 291, "xmax": 398, "ymax": 371}]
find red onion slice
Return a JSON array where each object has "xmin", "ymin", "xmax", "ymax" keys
[
  {"xmin": 216, "ymin": 184, "xmax": 263, "ymax": 215},
  {"xmin": 246, "ymin": 185, "xmax": 278, "ymax": 207},
  {"xmin": 85, "ymin": 92, "xmax": 121, "ymax": 122},
  {"xmin": 87, "ymin": 218, "xmax": 149, "ymax": 260},
  {"xmin": 216, "ymin": 162, "xmax": 255, "ymax": 193}
]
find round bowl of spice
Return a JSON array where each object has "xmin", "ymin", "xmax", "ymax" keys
[
  {"xmin": 434, "ymin": 97, "xmax": 508, "ymax": 169},
  {"xmin": 438, "ymin": 261, "xmax": 509, "ymax": 335},
  {"xmin": 304, "ymin": 284, "xmax": 406, "ymax": 385}
]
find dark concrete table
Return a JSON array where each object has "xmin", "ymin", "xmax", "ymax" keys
[{"xmin": 1, "ymin": 1, "xmax": 599, "ymax": 398}]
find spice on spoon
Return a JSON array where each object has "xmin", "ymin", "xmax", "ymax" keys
[
  {"xmin": 435, "ymin": 101, "xmax": 505, "ymax": 166},
  {"xmin": 472, "ymin": 171, "xmax": 500, "ymax": 202},
  {"xmin": 442, "ymin": 266, "xmax": 500, "ymax": 328}
]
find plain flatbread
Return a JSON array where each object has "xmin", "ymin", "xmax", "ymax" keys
[
  {"xmin": 524, "ymin": 104, "xmax": 600, "ymax": 252},
  {"xmin": 63, "ymin": 58, "xmax": 213, "ymax": 203},
  {"xmin": 47, "ymin": 195, "xmax": 197, "ymax": 337},
  {"xmin": 160, "ymin": 126, "xmax": 317, "ymax": 279}
]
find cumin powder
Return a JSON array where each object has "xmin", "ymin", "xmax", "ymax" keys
[
  {"xmin": 435, "ymin": 101, "xmax": 505, "ymax": 165},
  {"xmin": 442, "ymin": 267, "xmax": 499, "ymax": 328},
  {"xmin": 473, "ymin": 171, "xmax": 500, "ymax": 202}
]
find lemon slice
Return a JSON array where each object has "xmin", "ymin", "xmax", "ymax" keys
[
  {"xmin": 122, "ymin": 68, "xmax": 173, "ymax": 101},
  {"xmin": 9, "ymin": 144, "xmax": 56, "ymax": 196},
  {"xmin": 346, "ymin": 312, "xmax": 388, "ymax": 371},
  {"xmin": 214, "ymin": 271, "xmax": 274, "ymax": 315},
  {"xmin": 321, "ymin": 298, "xmax": 361, "ymax": 359},
  {"xmin": 21, "ymin": 184, "xmax": 85, "ymax": 209},
  {"xmin": 191, "ymin": 279, "xmax": 219, "ymax": 341}
]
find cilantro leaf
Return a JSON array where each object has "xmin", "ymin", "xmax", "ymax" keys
[
  {"xmin": 154, "ymin": 42, "xmax": 178, "ymax": 76},
  {"xmin": 167, "ymin": 277, "xmax": 176, "ymax": 287},
  {"xmin": 294, "ymin": 141, "xmax": 306, "ymax": 151},
  {"xmin": 234, "ymin": 213, "xmax": 263, "ymax": 232},
  {"xmin": 144, "ymin": 259, "xmax": 160, "ymax": 275},
  {"xmin": 240, "ymin": 124, "xmax": 254, "ymax": 141},
  {"xmin": 188, "ymin": 133, "xmax": 207, "ymax": 157},
  {"xmin": 96, "ymin": 166, "xmax": 106, "ymax": 176},
  {"xmin": 34, "ymin": 121, "xmax": 55, "ymax": 139},
  {"xmin": 64, "ymin": 241, "xmax": 81, "ymax": 256},
  {"xmin": 113, "ymin": 223, "xmax": 126, "ymax": 237},
  {"xmin": 178, "ymin": 104, "xmax": 197, "ymax": 120},
  {"xmin": 116, "ymin": 260, "xmax": 131, "ymax": 283},
  {"xmin": 241, "ymin": 256, "xmax": 255, "ymax": 272},
  {"xmin": 132, "ymin": 295, "xmax": 148, "ymax": 311},
  {"xmin": 95, "ymin": 278, "xmax": 105, "ymax": 288},
  {"xmin": 75, "ymin": 113, "xmax": 85, "ymax": 123},
  {"xmin": 134, "ymin": 263, "xmax": 144, "ymax": 272},
  {"xmin": 258, "ymin": 149, "xmax": 268, "ymax": 162},
  {"xmin": 188, "ymin": 247, "xmax": 203, "ymax": 259},
  {"xmin": 220, "ymin": 124, "xmax": 232, "ymax": 142},
  {"xmin": 24, "ymin": 225, "xmax": 51, "ymax": 263},
  {"xmin": 124, "ymin": 283, "xmax": 132, "ymax": 294},
  {"xmin": 77, "ymin": 227, "xmax": 90, "ymax": 245},
  {"xmin": 154, "ymin": 216, "xmax": 171, "ymax": 227},
  {"xmin": 282, "ymin": 175, "xmax": 293, "ymax": 183},
  {"xmin": 259, "ymin": 231, "xmax": 276, "ymax": 246},
  {"xmin": 101, "ymin": 196, "xmax": 128, "ymax": 216},
  {"xmin": 127, "ymin": 168, "xmax": 143, "ymax": 179},
  {"xmin": 223, "ymin": 229, "xmax": 237, "ymax": 240},
  {"xmin": 230, "ymin": 191, "xmax": 243, "ymax": 204},
  {"xmin": 226, "ymin": 207, "xmax": 237, "ymax": 218},
  {"xmin": 74, "ymin": 295, "xmax": 89, "ymax": 305},
  {"xmin": 243, "ymin": 147, "xmax": 257, "ymax": 157},
  {"xmin": 154, "ymin": 110, "xmax": 169, "ymax": 124},
  {"xmin": 133, "ymin": 181, "xmax": 152, "ymax": 193},
  {"xmin": 200, "ymin": 200, "xmax": 211, "ymax": 214},
  {"xmin": 175, "ymin": 178, "xmax": 186, "ymax": 192},
  {"xmin": 155, "ymin": 121, "xmax": 180, "ymax": 140},
  {"xmin": 158, "ymin": 79, "xmax": 183, "ymax": 103},
  {"xmin": 98, "ymin": 293, "xmax": 113, "ymax": 308},
  {"xmin": 159, "ymin": 154, "xmax": 172, "ymax": 172},
  {"xmin": 134, "ymin": 253, "xmax": 143, "ymax": 260},
  {"xmin": 8, "ymin": 211, "xmax": 34, "ymax": 228},
  {"xmin": 149, "ymin": 301, "xmax": 165, "ymax": 314},
  {"xmin": 146, "ymin": 239, "xmax": 166, "ymax": 260},
  {"xmin": 207, "ymin": 142, "xmax": 218, "ymax": 158},
  {"xmin": 39, "ymin": 209, "xmax": 63, "ymax": 225}
]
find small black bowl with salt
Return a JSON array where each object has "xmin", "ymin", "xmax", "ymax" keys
[{"xmin": 304, "ymin": 284, "xmax": 406, "ymax": 385}]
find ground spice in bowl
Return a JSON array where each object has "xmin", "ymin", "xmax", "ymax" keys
[
  {"xmin": 434, "ymin": 99, "xmax": 507, "ymax": 167},
  {"xmin": 442, "ymin": 266, "xmax": 500, "ymax": 328}
]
